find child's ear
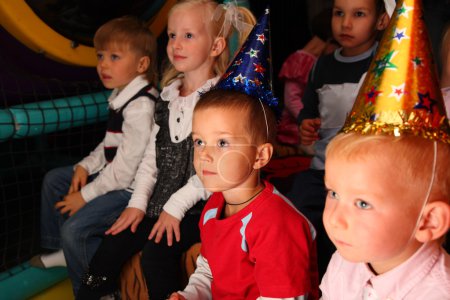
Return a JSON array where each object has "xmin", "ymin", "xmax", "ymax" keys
[
  {"xmin": 253, "ymin": 143, "xmax": 273, "ymax": 170},
  {"xmin": 210, "ymin": 37, "xmax": 226, "ymax": 57},
  {"xmin": 376, "ymin": 12, "xmax": 390, "ymax": 31},
  {"xmin": 137, "ymin": 56, "xmax": 150, "ymax": 73},
  {"xmin": 415, "ymin": 201, "xmax": 450, "ymax": 243}
]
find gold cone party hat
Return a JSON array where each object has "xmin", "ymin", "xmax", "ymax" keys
[{"xmin": 341, "ymin": 0, "xmax": 450, "ymax": 143}]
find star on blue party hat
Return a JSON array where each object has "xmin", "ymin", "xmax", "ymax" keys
[{"xmin": 215, "ymin": 8, "xmax": 278, "ymax": 109}]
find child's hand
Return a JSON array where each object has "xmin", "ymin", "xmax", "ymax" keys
[
  {"xmin": 167, "ymin": 292, "xmax": 186, "ymax": 300},
  {"xmin": 148, "ymin": 211, "xmax": 181, "ymax": 246},
  {"xmin": 69, "ymin": 165, "xmax": 88, "ymax": 194},
  {"xmin": 299, "ymin": 118, "xmax": 321, "ymax": 145},
  {"xmin": 105, "ymin": 207, "xmax": 145, "ymax": 235},
  {"xmin": 55, "ymin": 191, "xmax": 86, "ymax": 216}
]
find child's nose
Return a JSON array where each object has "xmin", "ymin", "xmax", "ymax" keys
[
  {"xmin": 342, "ymin": 15, "xmax": 352, "ymax": 29},
  {"xmin": 172, "ymin": 38, "xmax": 182, "ymax": 50},
  {"xmin": 99, "ymin": 59, "xmax": 108, "ymax": 68},
  {"xmin": 199, "ymin": 146, "xmax": 213, "ymax": 162},
  {"xmin": 327, "ymin": 203, "xmax": 347, "ymax": 229}
]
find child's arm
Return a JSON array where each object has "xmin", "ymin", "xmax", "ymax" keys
[
  {"xmin": 55, "ymin": 191, "xmax": 86, "ymax": 217},
  {"xmin": 149, "ymin": 175, "xmax": 210, "ymax": 245},
  {"xmin": 279, "ymin": 50, "xmax": 317, "ymax": 119},
  {"xmin": 173, "ymin": 254, "xmax": 212, "ymax": 300},
  {"xmin": 284, "ymin": 81, "xmax": 305, "ymax": 118},
  {"xmin": 56, "ymin": 149, "xmax": 100, "ymax": 216},
  {"xmin": 168, "ymin": 293, "xmax": 186, "ymax": 300},
  {"xmin": 148, "ymin": 210, "xmax": 180, "ymax": 245},
  {"xmin": 79, "ymin": 98, "xmax": 155, "ymax": 203},
  {"xmin": 297, "ymin": 63, "xmax": 321, "ymax": 146},
  {"xmin": 68, "ymin": 165, "xmax": 89, "ymax": 194},
  {"xmin": 106, "ymin": 128, "xmax": 158, "ymax": 235},
  {"xmin": 299, "ymin": 118, "xmax": 321, "ymax": 145},
  {"xmin": 76, "ymin": 140, "xmax": 107, "ymax": 177},
  {"xmin": 163, "ymin": 175, "xmax": 209, "ymax": 220},
  {"xmin": 105, "ymin": 207, "xmax": 145, "ymax": 235}
]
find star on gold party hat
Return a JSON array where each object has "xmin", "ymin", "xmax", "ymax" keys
[{"xmin": 341, "ymin": 0, "xmax": 450, "ymax": 143}]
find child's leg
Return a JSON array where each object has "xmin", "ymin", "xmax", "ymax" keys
[
  {"xmin": 75, "ymin": 217, "xmax": 155, "ymax": 300},
  {"xmin": 40, "ymin": 166, "xmax": 74, "ymax": 249},
  {"xmin": 61, "ymin": 189, "xmax": 131, "ymax": 295},
  {"xmin": 141, "ymin": 213, "xmax": 201, "ymax": 300}
]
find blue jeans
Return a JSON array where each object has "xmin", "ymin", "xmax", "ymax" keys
[{"xmin": 40, "ymin": 166, "xmax": 131, "ymax": 294}]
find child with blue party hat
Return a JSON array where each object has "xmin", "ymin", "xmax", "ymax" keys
[
  {"xmin": 169, "ymin": 9, "xmax": 319, "ymax": 300},
  {"xmin": 320, "ymin": 0, "xmax": 450, "ymax": 298}
]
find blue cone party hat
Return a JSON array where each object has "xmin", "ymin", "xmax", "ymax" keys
[{"xmin": 215, "ymin": 8, "xmax": 278, "ymax": 110}]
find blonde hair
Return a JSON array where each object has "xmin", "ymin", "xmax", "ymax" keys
[
  {"xmin": 160, "ymin": 0, "xmax": 256, "ymax": 87},
  {"xmin": 94, "ymin": 16, "xmax": 158, "ymax": 86},
  {"xmin": 326, "ymin": 133, "xmax": 450, "ymax": 204}
]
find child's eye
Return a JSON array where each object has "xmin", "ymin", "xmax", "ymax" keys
[
  {"xmin": 217, "ymin": 139, "xmax": 229, "ymax": 148},
  {"xmin": 333, "ymin": 10, "xmax": 344, "ymax": 17},
  {"xmin": 355, "ymin": 11, "xmax": 366, "ymax": 17},
  {"xmin": 185, "ymin": 33, "xmax": 193, "ymax": 39},
  {"xmin": 168, "ymin": 33, "xmax": 176, "ymax": 39},
  {"xmin": 194, "ymin": 139, "xmax": 205, "ymax": 148},
  {"xmin": 327, "ymin": 189, "xmax": 339, "ymax": 200},
  {"xmin": 355, "ymin": 200, "xmax": 371, "ymax": 210},
  {"xmin": 111, "ymin": 54, "xmax": 120, "ymax": 61},
  {"xmin": 96, "ymin": 53, "xmax": 103, "ymax": 60}
]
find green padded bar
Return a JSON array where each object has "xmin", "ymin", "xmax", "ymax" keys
[
  {"xmin": 0, "ymin": 91, "xmax": 111, "ymax": 142},
  {"xmin": 0, "ymin": 262, "xmax": 68, "ymax": 300}
]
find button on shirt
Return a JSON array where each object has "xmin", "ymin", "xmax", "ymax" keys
[
  {"xmin": 363, "ymin": 284, "xmax": 380, "ymax": 300},
  {"xmin": 320, "ymin": 242, "xmax": 450, "ymax": 300},
  {"xmin": 163, "ymin": 77, "xmax": 217, "ymax": 143}
]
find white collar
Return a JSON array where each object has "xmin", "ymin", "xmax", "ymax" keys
[
  {"xmin": 160, "ymin": 76, "xmax": 219, "ymax": 104},
  {"xmin": 109, "ymin": 75, "xmax": 150, "ymax": 110}
]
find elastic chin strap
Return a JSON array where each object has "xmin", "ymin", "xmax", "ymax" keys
[
  {"xmin": 257, "ymin": 98, "xmax": 269, "ymax": 142},
  {"xmin": 408, "ymin": 141, "xmax": 438, "ymax": 244}
]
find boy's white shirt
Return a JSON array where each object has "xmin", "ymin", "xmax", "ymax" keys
[
  {"xmin": 77, "ymin": 75, "xmax": 157, "ymax": 202},
  {"xmin": 179, "ymin": 254, "xmax": 307, "ymax": 300},
  {"xmin": 126, "ymin": 127, "xmax": 158, "ymax": 212},
  {"xmin": 127, "ymin": 77, "xmax": 218, "ymax": 215}
]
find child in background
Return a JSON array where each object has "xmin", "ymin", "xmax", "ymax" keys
[
  {"xmin": 441, "ymin": 23, "xmax": 450, "ymax": 117},
  {"xmin": 76, "ymin": 1, "xmax": 255, "ymax": 299},
  {"xmin": 31, "ymin": 16, "xmax": 159, "ymax": 295},
  {"xmin": 169, "ymin": 88, "xmax": 318, "ymax": 300},
  {"xmin": 440, "ymin": 23, "xmax": 450, "ymax": 253},
  {"xmin": 288, "ymin": 0, "xmax": 394, "ymax": 277},
  {"xmin": 321, "ymin": 1, "xmax": 450, "ymax": 296},
  {"xmin": 276, "ymin": 8, "xmax": 337, "ymax": 155},
  {"xmin": 170, "ymin": 10, "xmax": 318, "ymax": 300}
]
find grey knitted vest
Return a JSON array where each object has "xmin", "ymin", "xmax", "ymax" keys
[{"xmin": 145, "ymin": 98, "xmax": 196, "ymax": 218}]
